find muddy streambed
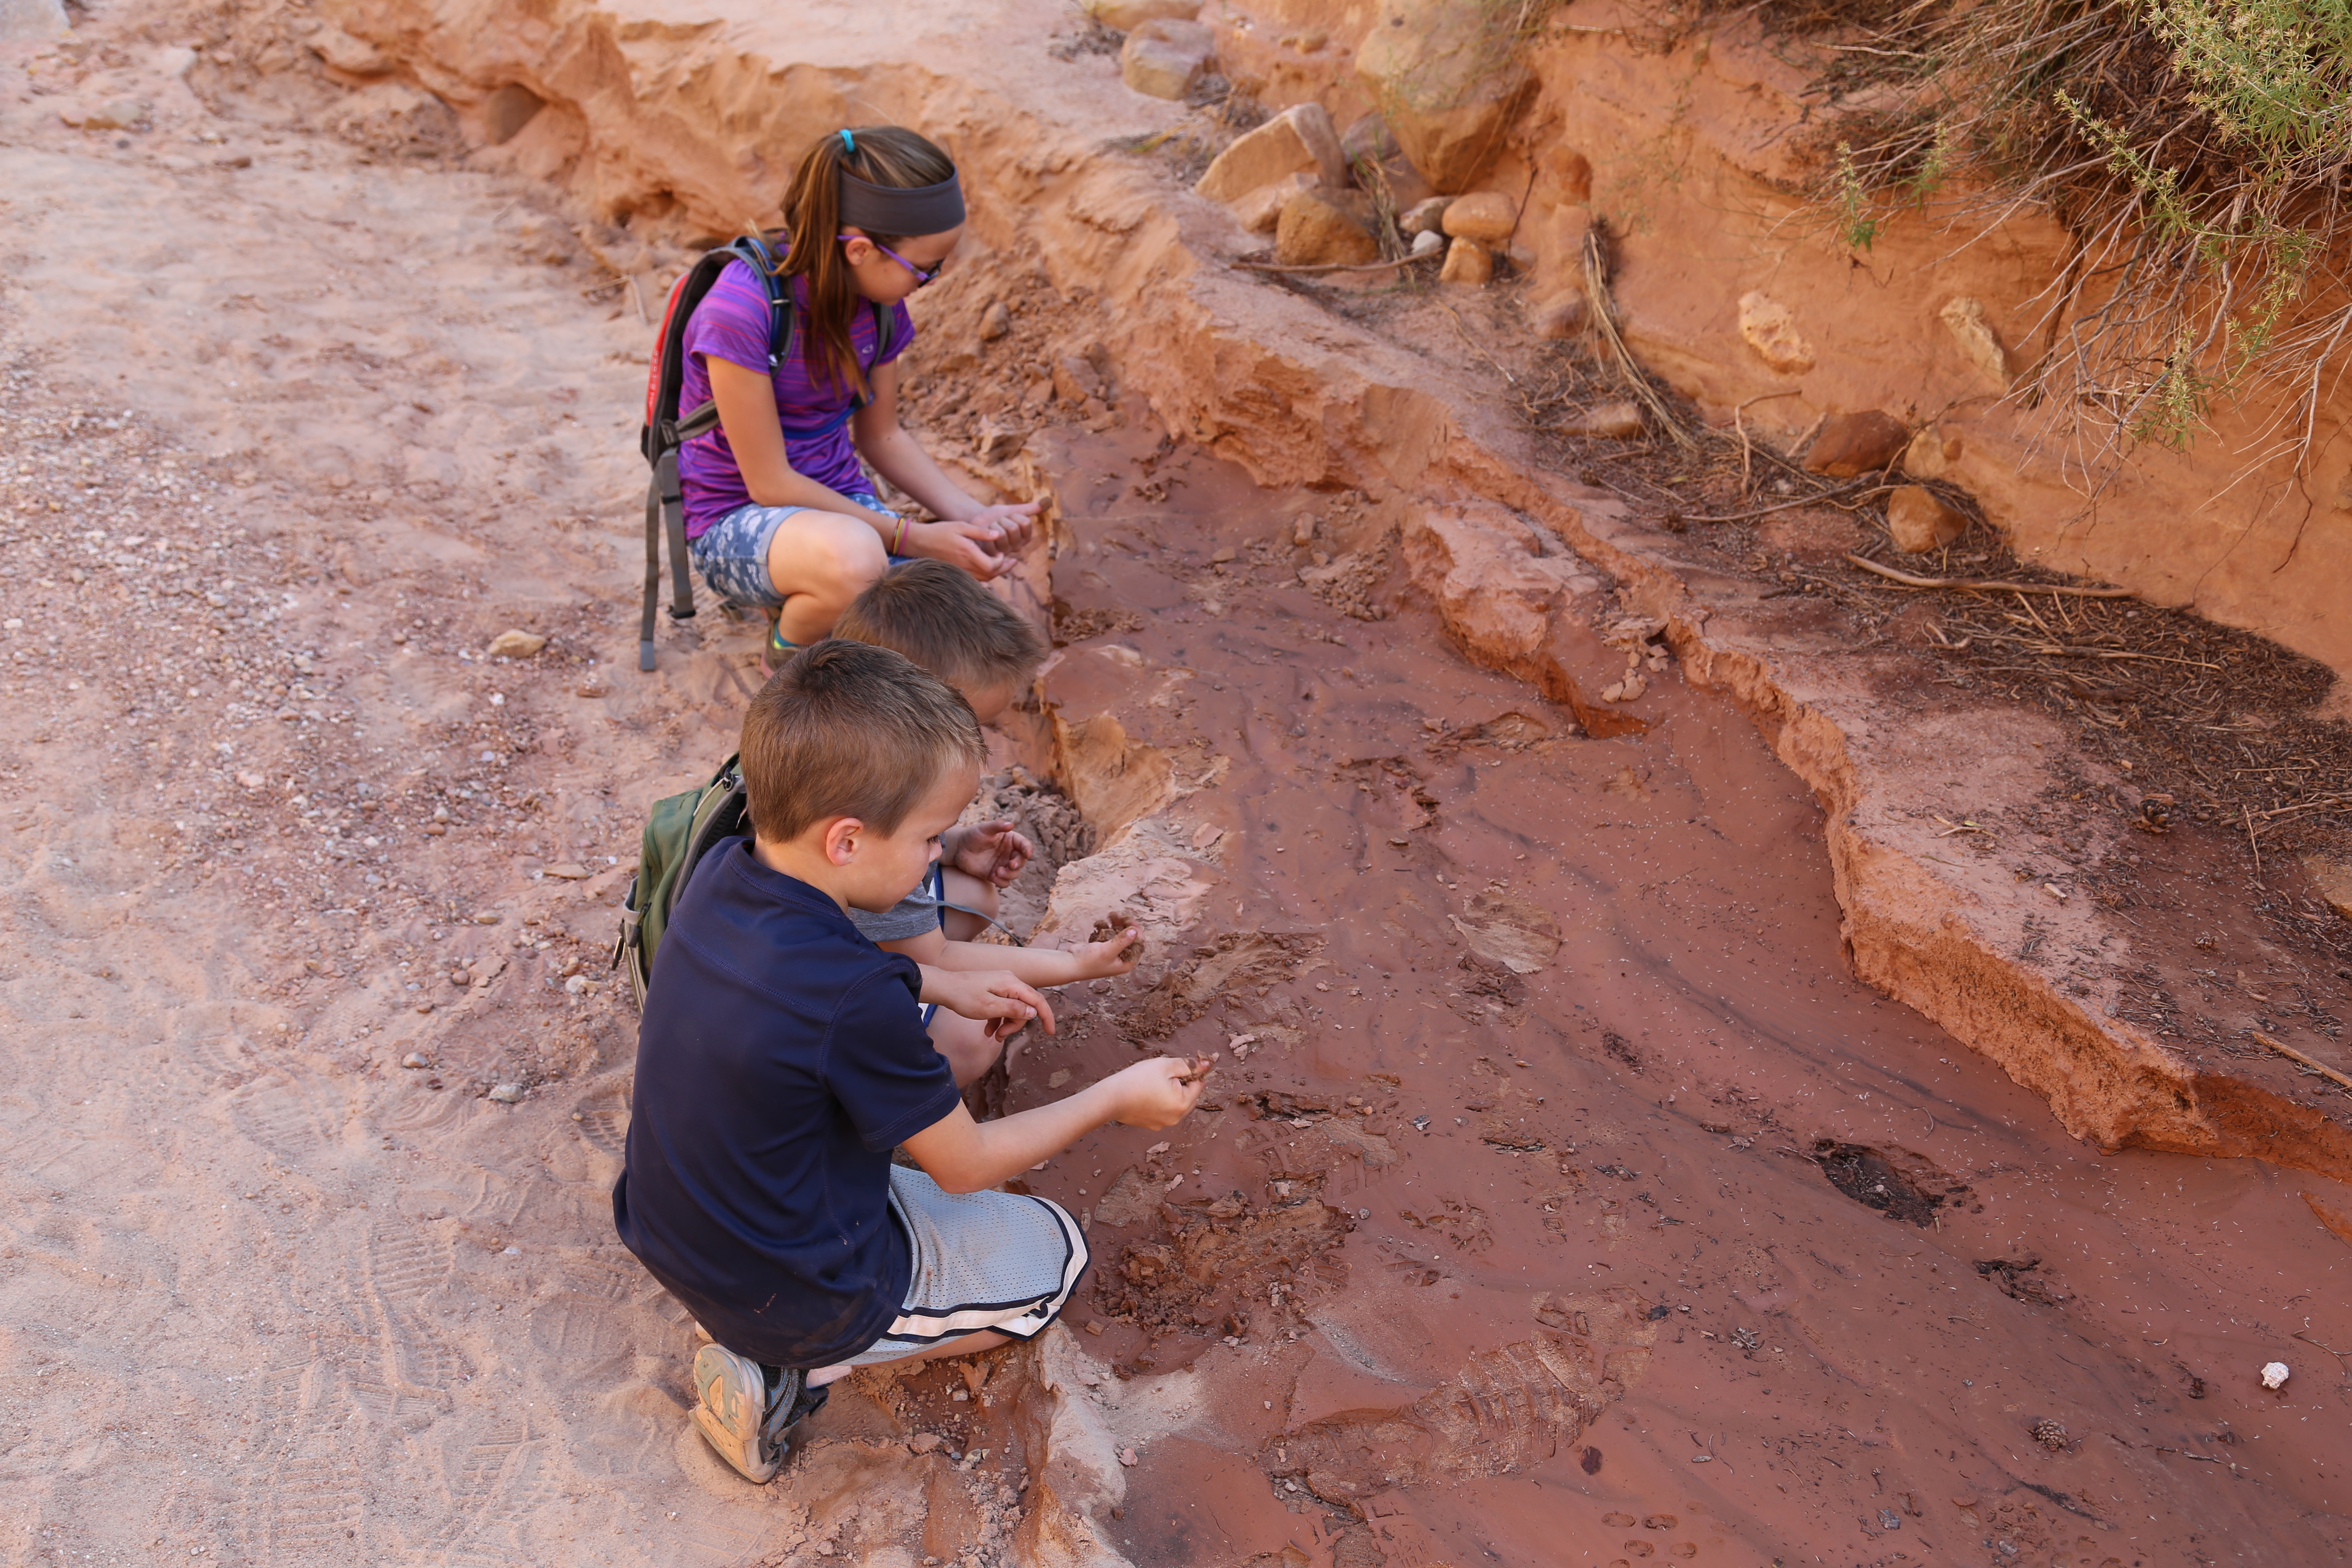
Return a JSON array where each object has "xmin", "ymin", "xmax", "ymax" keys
[{"xmin": 1, "ymin": 9, "xmax": 2349, "ymax": 1568}]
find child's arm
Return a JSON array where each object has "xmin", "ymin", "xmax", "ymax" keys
[
  {"xmin": 937, "ymin": 929, "xmax": 1142, "ymax": 988},
  {"xmin": 902, "ymin": 1055, "xmax": 1209, "ymax": 1194},
  {"xmin": 916, "ymin": 964, "xmax": 1055, "ymax": 1040},
  {"xmin": 708, "ymin": 359, "xmax": 899, "ymax": 538},
  {"xmin": 852, "ymin": 361, "xmax": 1039, "ymax": 573}
]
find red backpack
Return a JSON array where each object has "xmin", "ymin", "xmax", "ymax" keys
[{"xmin": 634, "ymin": 234, "xmax": 899, "ymax": 671}]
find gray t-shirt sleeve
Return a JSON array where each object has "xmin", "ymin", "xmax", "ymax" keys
[{"xmin": 848, "ymin": 890, "xmax": 943, "ymax": 943}]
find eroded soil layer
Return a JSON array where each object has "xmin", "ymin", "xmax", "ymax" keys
[{"xmin": 4, "ymin": 7, "xmax": 2352, "ymax": 1568}]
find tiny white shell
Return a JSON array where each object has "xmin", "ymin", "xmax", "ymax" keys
[{"xmin": 2261, "ymin": 1361, "xmax": 2291, "ymax": 1390}]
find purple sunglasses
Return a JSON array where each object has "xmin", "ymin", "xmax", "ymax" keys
[{"xmin": 838, "ymin": 233, "xmax": 944, "ymax": 288}]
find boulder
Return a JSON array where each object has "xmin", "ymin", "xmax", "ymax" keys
[
  {"xmin": 1737, "ymin": 291, "xmax": 1814, "ymax": 376},
  {"xmin": 1902, "ymin": 424, "xmax": 1962, "ymax": 480},
  {"xmin": 1355, "ymin": 0, "xmax": 1535, "ymax": 192},
  {"xmin": 1803, "ymin": 411, "xmax": 1910, "ymax": 477},
  {"xmin": 1233, "ymin": 172, "xmax": 1318, "ymax": 234},
  {"xmin": 1195, "ymin": 103, "xmax": 1348, "ymax": 203},
  {"xmin": 1532, "ymin": 291, "xmax": 1589, "ymax": 340},
  {"xmin": 1084, "ymin": 0, "xmax": 1200, "ymax": 27},
  {"xmin": 0, "ymin": 0, "xmax": 69, "ymax": 42},
  {"xmin": 1440, "ymin": 190, "xmax": 1517, "ymax": 244},
  {"xmin": 1884, "ymin": 486, "xmax": 1968, "ymax": 553},
  {"xmin": 1122, "ymin": 18, "xmax": 1213, "ymax": 99},
  {"xmin": 1276, "ymin": 188, "xmax": 1381, "ymax": 267},
  {"xmin": 1559, "ymin": 401, "xmax": 1644, "ymax": 439},
  {"xmin": 1439, "ymin": 236, "xmax": 1492, "ymax": 286},
  {"xmin": 1939, "ymin": 297, "xmax": 2010, "ymax": 384},
  {"xmin": 1398, "ymin": 196, "xmax": 1452, "ymax": 236}
]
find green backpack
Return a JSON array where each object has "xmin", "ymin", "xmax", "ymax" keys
[{"xmin": 612, "ymin": 752, "xmax": 749, "ymax": 1009}]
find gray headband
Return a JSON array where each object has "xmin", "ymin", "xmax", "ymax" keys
[{"xmin": 839, "ymin": 167, "xmax": 966, "ymax": 236}]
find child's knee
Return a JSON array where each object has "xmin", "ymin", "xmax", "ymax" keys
[
  {"xmin": 771, "ymin": 513, "xmax": 886, "ymax": 607},
  {"xmin": 929, "ymin": 1010, "xmax": 1003, "ymax": 1087}
]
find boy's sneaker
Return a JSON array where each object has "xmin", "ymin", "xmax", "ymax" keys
[{"xmin": 689, "ymin": 1343, "xmax": 828, "ymax": 1484}]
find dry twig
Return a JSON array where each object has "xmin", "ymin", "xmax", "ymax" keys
[{"xmin": 1841, "ymin": 554, "xmax": 2138, "ymax": 597}]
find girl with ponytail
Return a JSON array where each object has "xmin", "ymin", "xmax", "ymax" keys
[{"xmin": 678, "ymin": 126, "xmax": 1038, "ymax": 667}]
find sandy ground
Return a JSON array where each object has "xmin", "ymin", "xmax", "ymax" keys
[{"xmin": 5, "ymin": 8, "xmax": 2352, "ymax": 1568}]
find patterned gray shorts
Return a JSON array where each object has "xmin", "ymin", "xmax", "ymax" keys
[
  {"xmin": 831, "ymin": 1167, "xmax": 1089, "ymax": 1367},
  {"xmin": 688, "ymin": 494, "xmax": 895, "ymax": 611}
]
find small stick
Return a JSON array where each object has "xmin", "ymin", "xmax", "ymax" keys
[
  {"xmin": 2245, "ymin": 804, "xmax": 2263, "ymax": 876},
  {"xmin": 2293, "ymin": 1330, "xmax": 2352, "ymax": 1369},
  {"xmin": 1234, "ymin": 253, "xmax": 1436, "ymax": 276},
  {"xmin": 2253, "ymin": 1031, "xmax": 2352, "ymax": 1092},
  {"xmin": 1675, "ymin": 478, "xmax": 1878, "ymax": 525},
  {"xmin": 1841, "ymin": 554, "xmax": 2138, "ymax": 597}
]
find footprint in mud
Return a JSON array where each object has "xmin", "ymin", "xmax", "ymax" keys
[
  {"xmin": 1275, "ymin": 1290, "xmax": 1657, "ymax": 1506},
  {"xmin": 1811, "ymin": 1141, "xmax": 1974, "ymax": 1226}
]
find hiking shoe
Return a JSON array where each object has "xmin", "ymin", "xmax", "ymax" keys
[
  {"xmin": 758, "ymin": 615, "xmax": 797, "ymax": 680},
  {"xmin": 689, "ymin": 1344, "xmax": 827, "ymax": 1483}
]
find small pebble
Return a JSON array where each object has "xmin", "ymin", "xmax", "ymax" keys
[
  {"xmin": 487, "ymin": 1083, "xmax": 524, "ymax": 1104},
  {"xmin": 400, "ymin": 1052, "xmax": 430, "ymax": 1069}
]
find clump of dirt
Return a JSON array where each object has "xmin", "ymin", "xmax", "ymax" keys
[
  {"xmin": 1296, "ymin": 529, "xmax": 1396, "ymax": 621},
  {"xmin": 1049, "ymin": 601, "xmax": 1144, "ymax": 644},
  {"xmin": 1113, "ymin": 930, "xmax": 1323, "ymax": 1041},
  {"xmin": 1091, "ymin": 1189, "xmax": 1352, "ymax": 1342},
  {"xmin": 957, "ymin": 766, "xmax": 1089, "ymax": 941},
  {"xmin": 1977, "ymin": 1253, "xmax": 2070, "ymax": 1306},
  {"xmin": 1812, "ymin": 1142, "xmax": 1971, "ymax": 1226}
]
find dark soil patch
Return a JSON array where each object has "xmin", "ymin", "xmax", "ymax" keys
[
  {"xmin": 1091, "ymin": 1191, "xmax": 1352, "ymax": 1340},
  {"xmin": 1813, "ymin": 1141, "xmax": 1967, "ymax": 1226}
]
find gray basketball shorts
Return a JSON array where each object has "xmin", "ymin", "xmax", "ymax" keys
[{"xmin": 833, "ymin": 1166, "xmax": 1089, "ymax": 1366}]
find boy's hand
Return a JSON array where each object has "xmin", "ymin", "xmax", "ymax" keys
[
  {"xmin": 1068, "ymin": 925, "xmax": 1144, "ymax": 981},
  {"xmin": 946, "ymin": 821, "xmax": 1033, "ymax": 888},
  {"xmin": 1101, "ymin": 1054, "xmax": 1214, "ymax": 1130},
  {"xmin": 921, "ymin": 965, "xmax": 1057, "ymax": 1041}
]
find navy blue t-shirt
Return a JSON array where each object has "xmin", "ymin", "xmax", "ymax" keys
[{"xmin": 612, "ymin": 838, "xmax": 960, "ymax": 1367}]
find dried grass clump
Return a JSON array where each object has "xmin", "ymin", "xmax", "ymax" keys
[{"xmin": 1779, "ymin": 0, "xmax": 2352, "ymax": 496}]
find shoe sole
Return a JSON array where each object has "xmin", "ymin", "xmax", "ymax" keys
[{"xmin": 691, "ymin": 1344, "xmax": 780, "ymax": 1484}]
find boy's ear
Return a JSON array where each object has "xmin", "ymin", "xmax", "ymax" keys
[{"xmin": 822, "ymin": 816, "xmax": 865, "ymax": 867}]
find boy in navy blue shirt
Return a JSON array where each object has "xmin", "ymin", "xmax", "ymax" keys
[{"xmin": 614, "ymin": 640, "xmax": 1207, "ymax": 1483}]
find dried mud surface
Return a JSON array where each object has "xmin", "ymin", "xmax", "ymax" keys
[{"xmin": 5, "ymin": 5, "xmax": 2352, "ymax": 1568}]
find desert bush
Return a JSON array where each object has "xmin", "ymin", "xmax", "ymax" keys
[{"xmin": 1747, "ymin": 0, "xmax": 2352, "ymax": 469}]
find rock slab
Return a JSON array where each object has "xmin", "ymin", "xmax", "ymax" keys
[
  {"xmin": 1195, "ymin": 103, "xmax": 1346, "ymax": 202},
  {"xmin": 1122, "ymin": 18, "xmax": 1213, "ymax": 99}
]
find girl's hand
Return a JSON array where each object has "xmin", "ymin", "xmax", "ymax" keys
[
  {"xmin": 1099, "ymin": 1055, "xmax": 1212, "ymax": 1130},
  {"xmin": 1069, "ymin": 925, "xmax": 1143, "ymax": 981},
  {"xmin": 920, "ymin": 965, "xmax": 1057, "ymax": 1041},
  {"xmin": 946, "ymin": 821, "xmax": 1033, "ymax": 888},
  {"xmin": 963, "ymin": 501, "xmax": 1041, "ymax": 556},
  {"xmin": 909, "ymin": 519, "xmax": 1020, "ymax": 581}
]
